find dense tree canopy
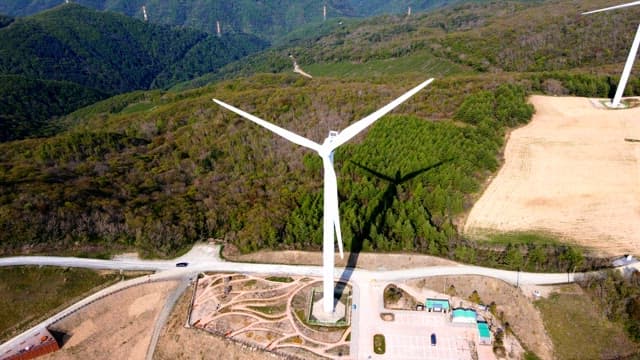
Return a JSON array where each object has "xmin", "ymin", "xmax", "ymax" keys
[{"xmin": 0, "ymin": 4, "xmax": 267, "ymax": 141}]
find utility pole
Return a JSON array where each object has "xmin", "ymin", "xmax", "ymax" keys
[
  {"xmin": 323, "ymin": 4, "xmax": 327, "ymax": 21},
  {"xmin": 216, "ymin": 20, "xmax": 221, "ymax": 37},
  {"xmin": 142, "ymin": 6, "xmax": 148, "ymax": 22}
]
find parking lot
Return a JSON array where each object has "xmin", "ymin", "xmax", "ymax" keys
[{"xmin": 380, "ymin": 311, "xmax": 477, "ymax": 360}]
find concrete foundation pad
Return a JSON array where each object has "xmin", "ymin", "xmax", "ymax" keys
[{"xmin": 311, "ymin": 293, "xmax": 346, "ymax": 323}]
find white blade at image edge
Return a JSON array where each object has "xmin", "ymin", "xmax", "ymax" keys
[
  {"xmin": 213, "ymin": 99, "xmax": 322, "ymax": 152},
  {"xmin": 328, "ymin": 78, "xmax": 434, "ymax": 150},
  {"xmin": 582, "ymin": 1, "xmax": 640, "ymax": 15}
]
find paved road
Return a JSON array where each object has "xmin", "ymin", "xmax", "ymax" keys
[
  {"xmin": 145, "ymin": 276, "xmax": 192, "ymax": 360},
  {"xmin": 1, "ymin": 245, "xmax": 637, "ymax": 359}
]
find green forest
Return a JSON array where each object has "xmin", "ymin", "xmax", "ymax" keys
[
  {"xmin": 1, "ymin": 0, "xmax": 639, "ymax": 272},
  {"xmin": 0, "ymin": 71, "xmax": 600, "ymax": 276},
  {"xmin": 0, "ymin": 4, "xmax": 267, "ymax": 141},
  {"xmin": 0, "ymin": 0, "xmax": 471, "ymax": 41}
]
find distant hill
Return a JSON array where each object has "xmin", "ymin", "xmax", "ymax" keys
[
  {"xmin": 0, "ymin": 0, "xmax": 469, "ymax": 41},
  {"xmin": 201, "ymin": 0, "xmax": 640, "ymax": 83},
  {"xmin": 0, "ymin": 75, "xmax": 106, "ymax": 142},
  {"xmin": 0, "ymin": 4, "xmax": 267, "ymax": 141}
]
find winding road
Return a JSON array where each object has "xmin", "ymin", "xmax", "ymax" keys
[{"xmin": 0, "ymin": 244, "xmax": 637, "ymax": 359}]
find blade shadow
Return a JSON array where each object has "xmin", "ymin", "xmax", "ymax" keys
[
  {"xmin": 337, "ymin": 158, "xmax": 452, "ymax": 301},
  {"xmin": 353, "ymin": 158, "xmax": 450, "ymax": 241}
]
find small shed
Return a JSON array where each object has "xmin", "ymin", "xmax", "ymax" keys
[
  {"xmin": 477, "ymin": 321, "xmax": 492, "ymax": 345},
  {"xmin": 451, "ymin": 308, "xmax": 477, "ymax": 325},
  {"xmin": 425, "ymin": 298, "xmax": 450, "ymax": 313}
]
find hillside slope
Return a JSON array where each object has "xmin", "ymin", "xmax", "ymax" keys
[
  {"xmin": 0, "ymin": 0, "xmax": 638, "ymax": 263},
  {"xmin": 0, "ymin": 1, "xmax": 484, "ymax": 41},
  {"xmin": 204, "ymin": 0, "xmax": 640, "ymax": 83},
  {"xmin": 0, "ymin": 4, "xmax": 267, "ymax": 141}
]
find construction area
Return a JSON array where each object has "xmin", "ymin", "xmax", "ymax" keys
[{"xmin": 464, "ymin": 95, "xmax": 640, "ymax": 255}]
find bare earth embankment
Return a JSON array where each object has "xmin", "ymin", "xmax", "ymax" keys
[
  {"xmin": 43, "ymin": 280, "xmax": 178, "ymax": 360},
  {"xmin": 465, "ymin": 96, "xmax": 640, "ymax": 256}
]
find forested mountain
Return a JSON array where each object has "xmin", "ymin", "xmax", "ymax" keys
[
  {"xmin": 1, "ymin": 0, "xmax": 638, "ymax": 265},
  {"xmin": 203, "ymin": 0, "xmax": 640, "ymax": 84},
  {"xmin": 0, "ymin": 74, "xmax": 533, "ymax": 260},
  {"xmin": 0, "ymin": 76, "xmax": 106, "ymax": 141},
  {"xmin": 0, "ymin": 0, "xmax": 468, "ymax": 41},
  {"xmin": 0, "ymin": 4, "xmax": 267, "ymax": 141}
]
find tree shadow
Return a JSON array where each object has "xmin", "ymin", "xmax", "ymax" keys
[{"xmin": 336, "ymin": 158, "xmax": 451, "ymax": 303}]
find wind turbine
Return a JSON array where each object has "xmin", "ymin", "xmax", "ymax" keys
[
  {"xmin": 583, "ymin": 1, "xmax": 640, "ymax": 107},
  {"xmin": 213, "ymin": 78, "xmax": 434, "ymax": 313}
]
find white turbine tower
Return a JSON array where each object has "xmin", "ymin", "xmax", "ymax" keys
[
  {"xmin": 214, "ymin": 78, "xmax": 434, "ymax": 313},
  {"xmin": 584, "ymin": 1, "xmax": 640, "ymax": 107}
]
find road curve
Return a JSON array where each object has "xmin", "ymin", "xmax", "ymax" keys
[
  {"xmin": 1, "ymin": 246, "xmax": 637, "ymax": 360},
  {"xmin": 0, "ymin": 255, "xmax": 586, "ymax": 286}
]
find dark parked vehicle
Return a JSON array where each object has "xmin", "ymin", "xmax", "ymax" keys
[
  {"xmin": 175, "ymin": 262, "xmax": 189, "ymax": 267},
  {"xmin": 430, "ymin": 333, "xmax": 437, "ymax": 346}
]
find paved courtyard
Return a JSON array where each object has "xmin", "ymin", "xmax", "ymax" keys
[{"xmin": 381, "ymin": 311, "xmax": 477, "ymax": 360}]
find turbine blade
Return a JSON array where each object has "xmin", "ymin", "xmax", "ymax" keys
[
  {"xmin": 328, "ymin": 78, "xmax": 434, "ymax": 150},
  {"xmin": 213, "ymin": 99, "xmax": 321, "ymax": 152},
  {"xmin": 324, "ymin": 157, "xmax": 344, "ymax": 259},
  {"xmin": 582, "ymin": 1, "xmax": 640, "ymax": 14}
]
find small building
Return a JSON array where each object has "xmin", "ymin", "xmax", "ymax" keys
[
  {"xmin": 451, "ymin": 308, "xmax": 477, "ymax": 325},
  {"xmin": 425, "ymin": 298, "xmax": 450, "ymax": 313},
  {"xmin": 477, "ymin": 321, "xmax": 492, "ymax": 345}
]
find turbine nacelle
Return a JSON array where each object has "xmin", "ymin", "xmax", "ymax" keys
[{"xmin": 319, "ymin": 133, "xmax": 338, "ymax": 158}]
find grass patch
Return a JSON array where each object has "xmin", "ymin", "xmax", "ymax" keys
[
  {"xmin": 305, "ymin": 51, "xmax": 469, "ymax": 78},
  {"xmin": 0, "ymin": 266, "xmax": 122, "ymax": 342},
  {"xmin": 479, "ymin": 231, "xmax": 564, "ymax": 246},
  {"xmin": 373, "ymin": 334, "xmax": 386, "ymax": 354},
  {"xmin": 119, "ymin": 102, "xmax": 155, "ymax": 114},
  {"xmin": 524, "ymin": 351, "xmax": 541, "ymax": 360},
  {"xmin": 265, "ymin": 276, "xmax": 294, "ymax": 283},
  {"xmin": 247, "ymin": 303, "xmax": 287, "ymax": 315},
  {"xmin": 535, "ymin": 292, "xmax": 637, "ymax": 360}
]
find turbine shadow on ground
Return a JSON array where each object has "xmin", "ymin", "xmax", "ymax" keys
[{"xmin": 336, "ymin": 159, "xmax": 451, "ymax": 304}]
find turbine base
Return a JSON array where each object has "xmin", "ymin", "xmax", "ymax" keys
[
  {"xmin": 307, "ymin": 285, "xmax": 351, "ymax": 326},
  {"xmin": 604, "ymin": 101, "xmax": 628, "ymax": 109}
]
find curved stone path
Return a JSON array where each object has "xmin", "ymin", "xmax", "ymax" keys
[{"xmin": 191, "ymin": 273, "xmax": 350, "ymax": 359}]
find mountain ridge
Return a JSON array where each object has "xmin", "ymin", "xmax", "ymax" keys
[{"xmin": 0, "ymin": 0, "xmax": 468, "ymax": 41}]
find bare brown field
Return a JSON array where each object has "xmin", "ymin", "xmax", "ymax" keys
[
  {"xmin": 222, "ymin": 246, "xmax": 458, "ymax": 269},
  {"xmin": 43, "ymin": 281, "xmax": 178, "ymax": 360},
  {"xmin": 464, "ymin": 96, "xmax": 640, "ymax": 256}
]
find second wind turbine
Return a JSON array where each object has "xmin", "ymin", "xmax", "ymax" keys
[{"xmin": 214, "ymin": 78, "xmax": 434, "ymax": 313}]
